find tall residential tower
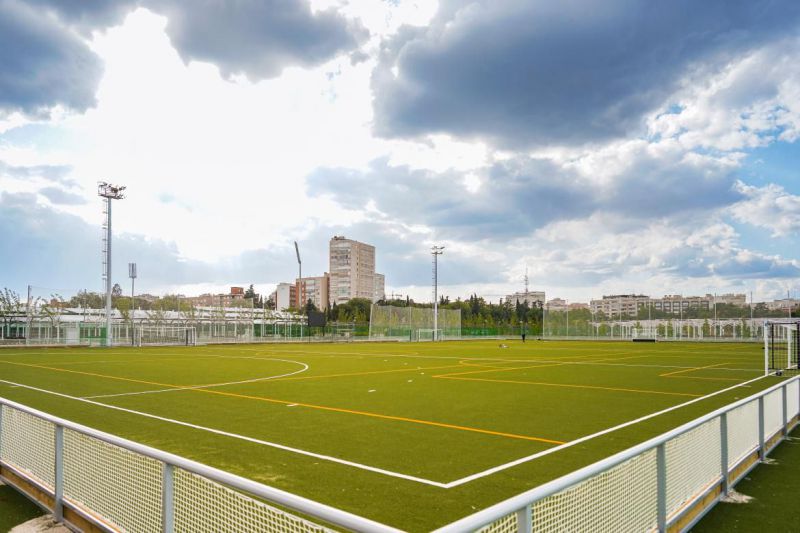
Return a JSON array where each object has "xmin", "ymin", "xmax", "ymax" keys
[{"xmin": 329, "ymin": 236, "xmax": 384, "ymax": 305}]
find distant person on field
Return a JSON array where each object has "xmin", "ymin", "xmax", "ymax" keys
[{"xmin": 521, "ymin": 324, "xmax": 527, "ymax": 343}]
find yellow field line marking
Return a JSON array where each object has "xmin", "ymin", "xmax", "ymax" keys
[
  {"xmin": 659, "ymin": 362, "xmax": 729, "ymax": 377},
  {"xmin": 664, "ymin": 375, "xmax": 743, "ymax": 382},
  {"xmin": 436, "ymin": 375, "xmax": 702, "ymax": 398},
  {"xmin": 272, "ymin": 363, "xmax": 465, "ymax": 382},
  {"xmin": 437, "ymin": 362, "xmax": 569, "ymax": 378},
  {"xmin": 439, "ymin": 353, "xmax": 656, "ymax": 379},
  {"xmin": 0, "ymin": 360, "xmax": 564, "ymax": 445}
]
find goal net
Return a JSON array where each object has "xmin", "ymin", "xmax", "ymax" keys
[
  {"xmin": 417, "ymin": 329, "xmax": 443, "ymax": 342},
  {"xmin": 369, "ymin": 305, "xmax": 461, "ymax": 341},
  {"xmin": 134, "ymin": 326, "xmax": 197, "ymax": 346},
  {"xmin": 764, "ymin": 320, "xmax": 800, "ymax": 375}
]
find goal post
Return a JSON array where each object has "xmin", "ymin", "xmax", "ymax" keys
[
  {"xmin": 416, "ymin": 329, "xmax": 443, "ymax": 342},
  {"xmin": 134, "ymin": 326, "xmax": 197, "ymax": 347},
  {"xmin": 764, "ymin": 320, "xmax": 800, "ymax": 375},
  {"xmin": 369, "ymin": 305, "xmax": 461, "ymax": 341}
]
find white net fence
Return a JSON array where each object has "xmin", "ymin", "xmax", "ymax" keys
[
  {"xmin": 664, "ymin": 420, "xmax": 721, "ymax": 516},
  {"xmin": 726, "ymin": 401, "xmax": 759, "ymax": 469},
  {"xmin": 0, "ymin": 402, "xmax": 380, "ymax": 533},
  {"xmin": 763, "ymin": 388, "xmax": 784, "ymax": 440},
  {"xmin": 0, "ymin": 407, "xmax": 55, "ymax": 488},
  {"xmin": 531, "ymin": 449, "xmax": 658, "ymax": 533},
  {"xmin": 369, "ymin": 305, "xmax": 461, "ymax": 341},
  {"xmin": 174, "ymin": 469, "xmax": 332, "ymax": 533},
  {"xmin": 64, "ymin": 428, "xmax": 163, "ymax": 532}
]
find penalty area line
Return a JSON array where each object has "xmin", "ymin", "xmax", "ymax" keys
[{"xmin": 0, "ymin": 379, "xmax": 449, "ymax": 489}]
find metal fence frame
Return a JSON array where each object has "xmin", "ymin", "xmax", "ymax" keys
[
  {"xmin": 1, "ymin": 377, "xmax": 798, "ymax": 532},
  {"xmin": 0, "ymin": 397, "xmax": 401, "ymax": 533}
]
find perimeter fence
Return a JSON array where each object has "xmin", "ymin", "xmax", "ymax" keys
[{"xmin": 1, "ymin": 377, "xmax": 798, "ymax": 532}]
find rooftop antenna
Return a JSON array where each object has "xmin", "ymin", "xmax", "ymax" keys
[
  {"xmin": 524, "ymin": 266, "xmax": 529, "ymax": 294},
  {"xmin": 98, "ymin": 182, "xmax": 126, "ymax": 347}
]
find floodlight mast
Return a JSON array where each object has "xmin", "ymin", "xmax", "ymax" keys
[
  {"xmin": 294, "ymin": 241, "xmax": 302, "ymax": 338},
  {"xmin": 98, "ymin": 182, "xmax": 125, "ymax": 347},
  {"xmin": 129, "ymin": 262, "xmax": 137, "ymax": 345},
  {"xmin": 432, "ymin": 245, "xmax": 445, "ymax": 341}
]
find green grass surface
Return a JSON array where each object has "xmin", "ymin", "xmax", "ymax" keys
[
  {"xmin": 0, "ymin": 340, "xmax": 784, "ymax": 531},
  {"xmin": 693, "ymin": 426, "xmax": 800, "ymax": 532},
  {"xmin": 0, "ymin": 484, "xmax": 45, "ymax": 532}
]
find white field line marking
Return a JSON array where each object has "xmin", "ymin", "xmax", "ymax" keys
[
  {"xmin": 344, "ymin": 352, "xmax": 764, "ymax": 373},
  {"xmin": 440, "ymin": 372, "xmax": 771, "ymax": 488},
  {"xmin": 82, "ymin": 359, "xmax": 309, "ymax": 399},
  {"xmin": 0, "ymin": 378, "xmax": 449, "ymax": 488},
  {"xmin": 27, "ymin": 350, "xmax": 762, "ymax": 374}
]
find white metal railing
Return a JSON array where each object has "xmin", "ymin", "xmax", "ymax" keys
[
  {"xmin": 0, "ymin": 397, "xmax": 401, "ymax": 533},
  {"xmin": 434, "ymin": 376, "xmax": 800, "ymax": 533},
  {"xmin": 1, "ymin": 378, "xmax": 798, "ymax": 532}
]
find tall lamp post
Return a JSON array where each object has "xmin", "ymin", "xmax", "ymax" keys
[
  {"xmin": 432, "ymin": 245, "xmax": 444, "ymax": 341},
  {"xmin": 294, "ymin": 241, "xmax": 302, "ymax": 339},
  {"xmin": 98, "ymin": 182, "xmax": 125, "ymax": 347},
  {"xmin": 128, "ymin": 262, "xmax": 137, "ymax": 345}
]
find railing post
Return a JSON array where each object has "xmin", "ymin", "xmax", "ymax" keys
[
  {"xmin": 162, "ymin": 463, "xmax": 174, "ymax": 533},
  {"xmin": 0, "ymin": 403, "xmax": 4, "ymax": 459},
  {"xmin": 516, "ymin": 504, "xmax": 532, "ymax": 532},
  {"xmin": 758, "ymin": 396, "xmax": 765, "ymax": 461},
  {"xmin": 54, "ymin": 425, "xmax": 64, "ymax": 521},
  {"xmin": 782, "ymin": 383, "xmax": 788, "ymax": 436},
  {"xmin": 657, "ymin": 443, "xmax": 667, "ymax": 532},
  {"xmin": 720, "ymin": 413, "xmax": 729, "ymax": 495}
]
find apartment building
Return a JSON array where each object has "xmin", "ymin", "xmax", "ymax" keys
[
  {"xmin": 505, "ymin": 291, "xmax": 545, "ymax": 307},
  {"xmin": 271, "ymin": 282, "xmax": 297, "ymax": 311},
  {"xmin": 650, "ymin": 295, "xmax": 711, "ymax": 314},
  {"xmin": 296, "ymin": 274, "xmax": 330, "ymax": 311},
  {"xmin": 590, "ymin": 294, "xmax": 650, "ymax": 316},
  {"xmin": 329, "ymin": 236, "xmax": 385, "ymax": 304},
  {"xmin": 591, "ymin": 293, "xmax": 747, "ymax": 316},
  {"xmin": 374, "ymin": 273, "xmax": 386, "ymax": 302},
  {"xmin": 546, "ymin": 298, "xmax": 567, "ymax": 312},
  {"xmin": 767, "ymin": 298, "xmax": 800, "ymax": 311}
]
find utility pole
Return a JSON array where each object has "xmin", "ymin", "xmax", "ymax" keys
[
  {"xmin": 98, "ymin": 182, "xmax": 125, "ymax": 347},
  {"xmin": 432, "ymin": 245, "xmax": 444, "ymax": 341}
]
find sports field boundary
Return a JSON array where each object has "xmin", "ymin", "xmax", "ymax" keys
[{"xmin": 1, "ymin": 376, "xmax": 796, "ymax": 532}]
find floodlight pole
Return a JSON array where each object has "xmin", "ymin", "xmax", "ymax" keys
[
  {"xmin": 98, "ymin": 182, "xmax": 125, "ymax": 347},
  {"xmin": 129, "ymin": 263, "xmax": 137, "ymax": 345},
  {"xmin": 294, "ymin": 241, "xmax": 302, "ymax": 340},
  {"xmin": 432, "ymin": 246, "xmax": 444, "ymax": 341}
]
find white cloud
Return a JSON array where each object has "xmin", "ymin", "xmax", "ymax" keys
[
  {"xmin": 731, "ymin": 181, "xmax": 800, "ymax": 237},
  {"xmin": 648, "ymin": 37, "xmax": 800, "ymax": 151}
]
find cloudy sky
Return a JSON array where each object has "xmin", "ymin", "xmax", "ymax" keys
[{"xmin": 1, "ymin": 0, "xmax": 800, "ymax": 303}]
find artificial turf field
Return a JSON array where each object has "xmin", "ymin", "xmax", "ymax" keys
[{"xmin": 0, "ymin": 339, "xmax": 788, "ymax": 531}]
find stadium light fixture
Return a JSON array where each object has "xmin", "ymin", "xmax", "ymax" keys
[
  {"xmin": 98, "ymin": 182, "xmax": 125, "ymax": 347},
  {"xmin": 432, "ymin": 245, "xmax": 444, "ymax": 341}
]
